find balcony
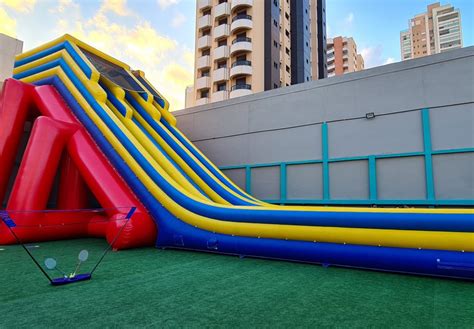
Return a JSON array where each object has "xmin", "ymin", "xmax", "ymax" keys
[
  {"xmin": 230, "ymin": 37, "xmax": 252, "ymax": 55},
  {"xmin": 230, "ymin": 84, "xmax": 252, "ymax": 99},
  {"xmin": 197, "ymin": 15, "xmax": 211, "ymax": 30},
  {"xmin": 197, "ymin": 0, "xmax": 211, "ymax": 11},
  {"xmin": 214, "ymin": 24, "xmax": 230, "ymax": 39},
  {"xmin": 195, "ymin": 97, "xmax": 209, "ymax": 106},
  {"xmin": 197, "ymin": 35, "xmax": 211, "ymax": 50},
  {"xmin": 213, "ymin": 67, "xmax": 229, "ymax": 82},
  {"xmin": 211, "ymin": 90, "xmax": 229, "ymax": 102},
  {"xmin": 230, "ymin": 60, "xmax": 252, "ymax": 78},
  {"xmin": 231, "ymin": 14, "xmax": 252, "ymax": 33},
  {"xmin": 196, "ymin": 76, "xmax": 210, "ymax": 90},
  {"xmin": 213, "ymin": 45, "xmax": 229, "ymax": 60},
  {"xmin": 196, "ymin": 55, "xmax": 211, "ymax": 69},
  {"xmin": 215, "ymin": 2, "xmax": 230, "ymax": 18},
  {"xmin": 231, "ymin": 0, "xmax": 253, "ymax": 12}
]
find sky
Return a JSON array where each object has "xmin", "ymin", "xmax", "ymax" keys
[{"xmin": 0, "ymin": 0, "xmax": 472, "ymax": 110}]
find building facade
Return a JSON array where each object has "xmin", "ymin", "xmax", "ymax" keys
[
  {"xmin": 0, "ymin": 33, "xmax": 23, "ymax": 84},
  {"xmin": 400, "ymin": 2, "xmax": 462, "ymax": 61},
  {"xmin": 326, "ymin": 36, "xmax": 364, "ymax": 77},
  {"xmin": 186, "ymin": 0, "xmax": 326, "ymax": 108}
]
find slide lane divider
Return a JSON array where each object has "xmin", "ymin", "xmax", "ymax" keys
[
  {"xmin": 13, "ymin": 53, "xmax": 474, "ymax": 251},
  {"xmin": 125, "ymin": 92, "xmax": 257, "ymax": 206},
  {"xmin": 37, "ymin": 76, "xmax": 474, "ymax": 279}
]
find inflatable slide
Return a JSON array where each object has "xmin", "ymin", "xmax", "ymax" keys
[{"xmin": 1, "ymin": 35, "xmax": 472, "ymax": 279}]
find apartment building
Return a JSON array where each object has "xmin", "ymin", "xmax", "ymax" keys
[
  {"xmin": 400, "ymin": 2, "xmax": 462, "ymax": 60},
  {"xmin": 186, "ymin": 0, "xmax": 327, "ymax": 107},
  {"xmin": 0, "ymin": 33, "xmax": 23, "ymax": 83},
  {"xmin": 326, "ymin": 36, "xmax": 364, "ymax": 77}
]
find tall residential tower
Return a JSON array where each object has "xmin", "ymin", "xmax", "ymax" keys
[
  {"xmin": 400, "ymin": 2, "xmax": 462, "ymax": 61},
  {"xmin": 186, "ymin": 0, "xmax": 326, "ymax": 107},
  {"xmin": 326, "ymin": 36, "xmax": 364, "ymax": 77}
]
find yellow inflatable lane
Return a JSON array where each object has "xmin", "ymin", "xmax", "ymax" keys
[
  {"xmin": 100, "ymin": 77, "xmax": 209, "ymax": 202},
  {"xmin": 19, "ymin": 64, "xmax": 474, "ymax": 253}
]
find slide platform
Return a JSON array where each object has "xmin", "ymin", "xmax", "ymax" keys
[{"xmin": 0, "ymin": 35, "xmax": 472, "ymax": 279}]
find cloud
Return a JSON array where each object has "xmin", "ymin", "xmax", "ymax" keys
[
  {"xmin": 157, "ymin": 0, "xmax": 180, "ymax": 10},
  {"xmin": 171, "ymin": 12, "xmax": 186, "ymax": 28},
  {"xmin": 56, "ymin": 12, "xmax": 177, "ymax": 66},
  {"xmin": 100, "ymin": 0, "xmax": 133, "ymax": 16},
  {"xmin": 155, "ymin": 62, "xmax": 193, "ymax": 110},
  {"xmin": 345, "ymin": 12, "xmax": 354, "ymax": 25},
  {"xmin": 183, "ymin": 50, "xmax": 194, "ymax": 67},
  {"xmin": 53, "ymin": 7, "xmax": 192, "ymax": 109},
  {"xmin": 0, "ymin": 7, "xmax": 16, "ymax": 37},
  {"xmin": 360, "ymin": 45, "xmax": 384, "ymax": 68},
  {"xmin": 49, "ymin": 0, "xmax": 79, "ymax": 14},
  {"xmin": 383, "ymin": 57, "xmax": 396, "ymax": 65},
  {"xmin": 0, "ymin": 0, "xmax": 36, "ymax": 12}
]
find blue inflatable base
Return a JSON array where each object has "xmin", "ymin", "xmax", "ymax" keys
[{"xmin": 32, "ymin": 77, "xmax": 474, "ymax": 281}]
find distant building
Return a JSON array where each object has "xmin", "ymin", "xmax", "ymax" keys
[
  {"xmin": 186, "ymin": 0, "xmax": 327, "ymax": 108},
  {"xmin": 400, "ymin": 2, "xmax": 462, "ymax": 61},
  {"xmin": 326, "ymin": 36, "xmax": 364, "ymax": 77},
  {"xmin": 0, "ymin": 33, "xmax": 23, "ymax": 83}
]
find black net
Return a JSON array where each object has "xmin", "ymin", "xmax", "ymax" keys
[{"xmin": 0, "ymin": 207, "xmax": 135, "ymax": 285}]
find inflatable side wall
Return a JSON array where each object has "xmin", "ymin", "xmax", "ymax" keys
[{"xmin": 0, "ymin": 35, "xmax": 472, "ymax": 279}]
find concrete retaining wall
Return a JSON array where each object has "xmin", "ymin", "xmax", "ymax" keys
[{"xmin": 174, "ymin": 47, "xmax": 474, "ymax": 206}]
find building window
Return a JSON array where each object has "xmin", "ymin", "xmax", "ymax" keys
[
  {"xmin": 285, "ymin": 47, "xmax": 290, "ymax": 55},
  {"xmin": 203, "ymin": 9, "xmax": 211, "ymax": 16},
  {"xmin": 201, "ymin": 69, "xmax": 210, "ymax": 77},
  {"xmin": 273, "ymin": 62, "xmax": 278, "ymax": 69},
  {"xmin": 273, "ymin": 19, "xmax": 278, "ymax": 27},
  {"xmin": 201, "ymin": 89, "xmax": 209, "ymax": 98},
  {"xmin": 216, "ymin": 82, "xmax": 226, "ymax": 91},
  {"xmin": 286, "ymin": 65, "xmax": 290, "ymax": 73},
  {"xmin": 285, "ymin": 30, "xmax": 290, "ymax": 37},
  {"xmin": 274, "ymin": 40, "xmax": 278, "ymax": 48},
  {"xmin": 218, "ymin": 39, "xmax": 227, "ymax": 47},
  {"xmin": 273, "ymin": 0, "xmax": 278, "ymax": 6},
  {"xmin": 217, "ymin": 60, "xmax": 227, "ymax": 69},
  {"xmin": 236, "ymin": 77, "xmax": 246, "ymax": 85},
  {"xmin": 202, "ymin": 49, "xmax": 210, "ymax": 56},
  {"xmin": 218, "ymin": 17, "xmax": 228, "ymax": 25}
]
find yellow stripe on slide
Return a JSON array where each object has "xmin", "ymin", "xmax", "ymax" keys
[{"xmin": 18, "ymin": 55, "xmax": 474, "ymax": 253}]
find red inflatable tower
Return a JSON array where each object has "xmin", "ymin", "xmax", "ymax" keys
[{"xmin": 0, "ymin": 79, "xmax": 156, "ymax": 249}]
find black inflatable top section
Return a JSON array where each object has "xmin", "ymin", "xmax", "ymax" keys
[
  {"xmin": 80, "ymin": 47, "xmax": 145, "ymax": 93},
  {"xmin": 133, "ymin": 73, "xmax": 164, "ymax": 105}
]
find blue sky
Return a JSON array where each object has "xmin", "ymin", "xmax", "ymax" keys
[
  {"xmin": 0, "ymin": 0, "xmax": 472, "ymax": 109},
  {"xmin": 326, "ymin": 0, "xmax": 473, "ymax": 67}
]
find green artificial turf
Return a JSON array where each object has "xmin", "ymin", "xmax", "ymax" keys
[{"xmin": 1, "ymin": 239, "xmax": 473, "ymax": 328}]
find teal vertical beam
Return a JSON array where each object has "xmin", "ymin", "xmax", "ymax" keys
[
  {"xmin": 422, "ymin": 109, "xmax": 435, "ymax": 201},
  {"xmin": 368, "ymin": 156, "xmax": 377, "ymax": 201},
  {"xmin": 280, "ymin": 163, "xmax": 287, "ymax": 203},
  {"xmin": 322, "ymin": 123, "xmax": 330, "ymax": 200},
  {"xmin": 245, "ymin": 166, "xmax": 252, "ymax": 194}
]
